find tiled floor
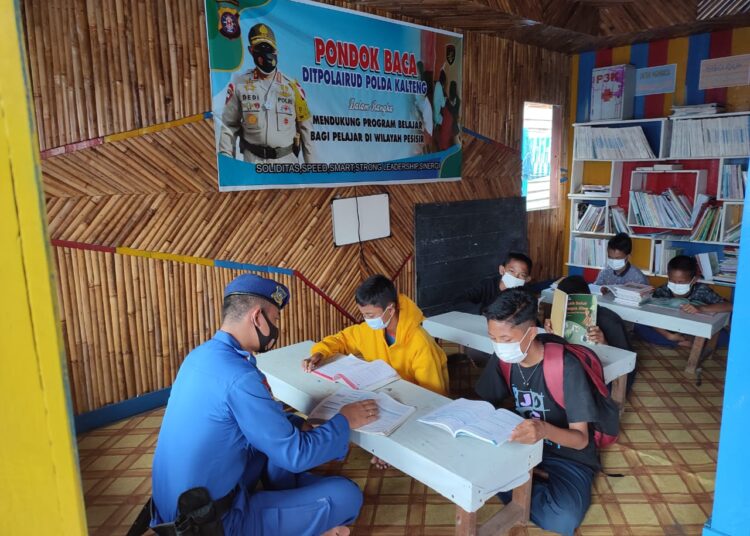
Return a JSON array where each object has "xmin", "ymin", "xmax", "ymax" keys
[{"xmin": 78, "ymin": 339, "xmax": 725, "ymax": 535}]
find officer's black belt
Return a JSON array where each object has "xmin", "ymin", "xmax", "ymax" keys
[
  {"xmin": 127, "ymin": 485, "xmax": 238, "ymax": 536},
  {"xmin": 243, "ymin": 142, "xmax": 294, "ymax": 160}
]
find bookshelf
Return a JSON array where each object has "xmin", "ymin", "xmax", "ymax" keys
[{"xmin": 568, "ymin": 111, "xmax": 750, "ymax": 289}]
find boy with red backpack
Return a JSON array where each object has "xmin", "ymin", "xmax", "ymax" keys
[{"xmin": 475, "ymin": 289, "xmax": 619, "ymax": 536}]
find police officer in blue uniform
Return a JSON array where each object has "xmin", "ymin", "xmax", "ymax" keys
[{"xmin": 149, "ymin": 274, "xmax": 377, "ymax": 535}]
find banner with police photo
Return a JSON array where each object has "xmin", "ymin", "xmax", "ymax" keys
[{"xmin": 206, "ymin": 0, "xmax": 463, "ymax": 190}]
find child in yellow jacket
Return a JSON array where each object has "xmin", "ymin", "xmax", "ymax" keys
[{"xmin": 303, "ymin": 274, "xmax": 449, "ymax": 396}]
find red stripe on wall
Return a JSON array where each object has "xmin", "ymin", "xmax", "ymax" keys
[
  {"xmin": 644, "ymin": 40, "xmax": 669, "ymax": 118},
  {"xmin": 595, "ymin": 48, "xmax": 613, "ymax": 68},
  {"xmin": 705, "ymin": 29, "xmax": 733, "ymax": 105},
  {"xmin": 51, "ymin": 239, "xmax": 117, "ymax": 254}
]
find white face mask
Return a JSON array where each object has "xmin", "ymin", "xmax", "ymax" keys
[
  {"xmin": 501, "ymin": 272, "xmax": 526, "ymax": 289},
  {"xmin": 364, "ymin": 305, "xmax": 394, "ymax": 330},
  {"xmin": 668, "ymin": 281, "xmax": 692, "ymax": 296},
  {"xmin": 492, "ymin": 327, "xmax": 534, "ymax": 364},
  {"xmin": 608, "ymin": 257, "xmax": 627, "ymax": 271}
]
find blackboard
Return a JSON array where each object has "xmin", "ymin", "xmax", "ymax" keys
[{"xmin": 414, "ymin": 197, "xmax": 528, "ymax": 317}]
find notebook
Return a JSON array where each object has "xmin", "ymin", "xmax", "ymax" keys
[
  {"xmin": 312, "ymin": 355, "xmax": 400, "ymax": 391},
  {"xmin": 418, "ymin": 398, "xmax": 524, "ymax": 446},
  {"xmin": 307, "ymin": 388, "xmax": 416, "ymax": 436}
]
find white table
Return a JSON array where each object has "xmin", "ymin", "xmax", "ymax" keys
[
  {"xmin": 540, "ymin": 288, "xmax": 730, "ymax": 376},
  {"xmin": 256, "ymin": 341, "xmax": 543, "ymax": 536},
  {"xmin": 422, "ymin": 311, "xmax": 637, "ymax": 409}
]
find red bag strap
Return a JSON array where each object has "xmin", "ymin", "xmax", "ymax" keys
[
  {"xmin": 542, "ymin": 342, "xmax": 565, "ymax": 409},
  {"xmin": 498, "ymin": 359, "xmax": 511, "ymax": 386}
]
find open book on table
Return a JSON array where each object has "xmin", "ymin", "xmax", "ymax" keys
[
  {"xmin": 312, "ymin": 355, "xmax": 400, "ymax": 391},
  {"xmin": 307, "ymin": 388, "xmax": 416, "ymax": 436},
  {"xmin": 418, "ymin": 398, "xmax": 524, "ymax": 446}
]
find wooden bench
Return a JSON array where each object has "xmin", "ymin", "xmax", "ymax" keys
[{"xmin": 256, "ymin": 341, "xmax": 544, "ymax": 536}]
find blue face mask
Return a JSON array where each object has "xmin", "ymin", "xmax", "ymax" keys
[{"xmin": 364, "ymin": 305, "xmax": 394, "ymax": 331}]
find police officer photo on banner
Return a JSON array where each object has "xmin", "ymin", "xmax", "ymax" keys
[{"xmin": 205, "ymin": 0, "xmax": 464, "ymax": 190}]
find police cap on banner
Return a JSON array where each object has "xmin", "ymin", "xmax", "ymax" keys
[
  {"xmin": 248, "ymin": 23, "xmax": 277, "ymax": 50},
  {"xmin": 224, "ymin": 274, "xmax": 290, "ymax": 310}
]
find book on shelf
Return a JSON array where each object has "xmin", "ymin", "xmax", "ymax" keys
[
  {"xmin": 695, "ymin": 252, "xmax": 720, "ymax": 281},
  {"xmin": 576, "ymin": 203, "xmax": 607, "ymax": 233},
  {"xmin": 653, "ymin": 242, "xmax": 683, "ymax": 275},
  {"xmin": 724, "ymin": 221, "xmax": 741, "ymax": 243},
  {"xmin": 629, "ymin": 188, "xmax": 692, "ymax": 229},
  {"xmin": 610, "ymin": 207, "xmax": 629, "ymax": 234},
  {"xmin": 669, "ymin": 115, "xmax": 750, "ymax": 157},
  {"xmin": 570, "ymin": 237, "xmax": 607, "ymax": 267},
  {"xmin": 690, "ymin": 193, "xmax": 712, "ymax": 226},
  {"xmin": 311, "ymin": 355, "xmax": 400, "ymax": 391},
  {"xmin": 550, "ymin": 289, "xmax": 598, "ymax": 344},
  {"xmin": 670, "ymin": 103, "xmax": 725, "ymax": 117},
  {"xmin": 721, "ymin": 164, "xmax": 746, "ymax": 200},
  {"xmin": 654, "ymin": 164, "xmax": 684, "ymax": 171},
  {"xmin": 604, "ymin": 282, "xmax": 654, "ymax": 306},
  {"xmin": 575, "ymin": 126, "xmax": 655, "ymax": 160},
  {"xmin": 690, "ymin": 204, "xmax": 723, "ymax": 242},
  {"xmin": 307, "ymin": 388, "xmax": 415, "ymax": 436},
  {"xmin": 417, "ymin": 398, "xmax": 524, "ymax": 446}
]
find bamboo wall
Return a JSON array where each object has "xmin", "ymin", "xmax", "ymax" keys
[{"xmin": 24, "ymin": 0, "xmax": 571, "ymax": 412}]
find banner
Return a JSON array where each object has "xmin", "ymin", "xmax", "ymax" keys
[{"xmin": 205, "ymin": 0, "xmax": 463, "ymax": 190}]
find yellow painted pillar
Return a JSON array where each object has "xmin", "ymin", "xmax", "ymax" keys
[{"xmin": 0, "ymin": 0, "xmax": 88, "ymax": 534}]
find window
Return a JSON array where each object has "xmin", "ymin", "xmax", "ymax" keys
[{"xmin": 522, "ymin": 102, "xmax": 561, "ymax": 211}]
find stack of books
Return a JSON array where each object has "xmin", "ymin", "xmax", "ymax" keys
[
  {"xmin": 580, "ymin": 184, "xmax": 611, "ymax": 196},
  {"xmin": 576, "ymin": 203, "xmax": 606, "ymax": 233},
  {"xmin": 629, "ymin": 188, "xmax": 693, "ymax": 229},
  {"xmin": 570, "ymin": 237, "xmax": 607, "ymax": 267},
  {"xmin": 610, "ymin": 207, "xmax": 629, "ymax": 234},
  {"xmin": 715, "ymin": 249, "xmax": 738, "ymax": 284},
  {"xmin": 670, "ymin": 115, "xmax": 750, "ymax": 157},
  {"xmin": 670, "ymin": 103, "xmax": 725, "ymax": 117},
  {"xmin": 720, "ymin": 164, "xmax": 746, "ymax": 200},
  {"xmin": 690, "ymin": 204, "xmax": 723, "ymax": 242},
  {"xmin": 575, "ymin": 126, "xmax": 656, "ymax": 160},
  {"xmin": 606, "ymin": 282, "xmax": 654, "ymax": 306}
]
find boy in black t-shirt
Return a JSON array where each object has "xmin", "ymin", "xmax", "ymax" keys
[
  {"xmin": 475, "ymin": 289, "xmax": 599, "ymax": 536},
  {"xmin": 464, "ymin": 252, "xmax": 533, "ymax": 313}
]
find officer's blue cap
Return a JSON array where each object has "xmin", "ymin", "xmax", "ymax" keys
[{"xmin": 224, "ymin": 274, "xmax": 290, "ymax": 310}]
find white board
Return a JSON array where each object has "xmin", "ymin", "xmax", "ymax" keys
[{"xmin": 331, "ymin": 194, "xmax": 390, "ymax": 246}]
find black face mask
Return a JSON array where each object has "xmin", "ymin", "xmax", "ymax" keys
[
  {"xmin": 252, "ymin": 48, "xmax": 278, "ymax": 74},
  {"xmin": 255, "ymin": 309, "xmax": 279, "ymax": 353}
]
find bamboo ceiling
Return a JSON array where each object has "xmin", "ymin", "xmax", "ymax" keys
[{"xmin": 340, "ymin": 0, "xmax": 750, "ymax": 53}]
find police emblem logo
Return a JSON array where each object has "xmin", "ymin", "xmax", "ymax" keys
[
  {"xmin": 271, "ymin": 286, "xmax": 287, "ymax": 307},
  {"xmin": 246, "ymin": 114, "xmax": 258, "ymax": 125},
  {"xmin": 218, "ymin": 8, "xmax": 240, "ymax": 40},
  {"xmin": 253, "ymin": 102, "xmax": 260, "ymax": 109},
  {"xmin": 259, "ymin": 24, "xmax": 268, "ymax": 36},
  {"xmin": 225, "ymin": 83, "xmax": 234, "ymax": 104}
]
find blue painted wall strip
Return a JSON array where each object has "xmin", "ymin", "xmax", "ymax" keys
[
  {"xmin": 576, "ymin": 52, "xmax": 596, "ymax": 123},
  {"xmin": 214, "ymin": 259, "xmax": 295, "ymax": 275},
  {"xmin": 461, "ymin": 127, "xmax": 493, "ymax": 144},
  {"xmin": 629, "ymin": 43, "xmax": 650, "ymax": 119},
  {"xmin": 687, "ymin": 33, "xmax": 711, "ymax": 105},
  {"xmin": 75, "ymin": 387, "xmax": 171, "ymax": 435}
]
